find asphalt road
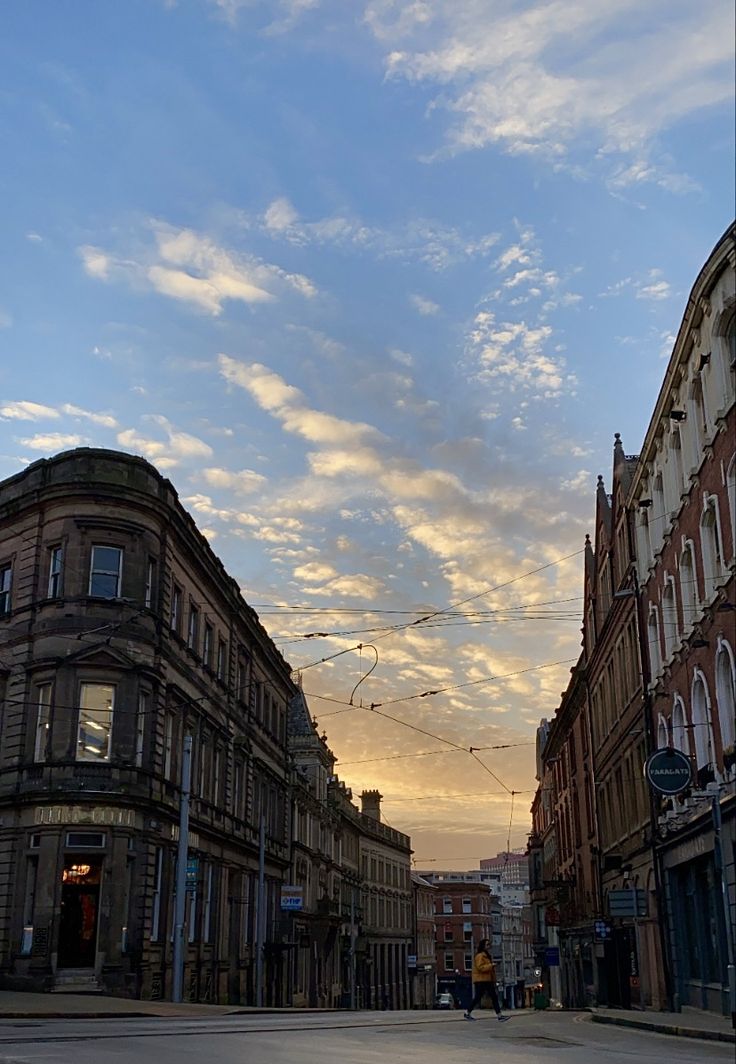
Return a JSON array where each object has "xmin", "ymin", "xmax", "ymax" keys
[{"xmin": 0, "ymin": 1010, "xmax": 730, "ymax": 1064}]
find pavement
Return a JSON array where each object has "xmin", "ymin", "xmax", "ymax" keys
[
  {"xmin": 591, "ymin": 1005, "xmax": 735, "ymax": 1043},
  {"xmin": 0, "ymin": 991, "xmax": 733, "ymax": 1045}
]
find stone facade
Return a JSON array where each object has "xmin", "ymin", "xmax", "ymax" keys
[{"xmin": 0, "ymin": 448, "xmax": 295, "ymax": 1002}]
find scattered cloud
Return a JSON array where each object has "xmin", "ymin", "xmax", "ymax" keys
[
  {"xmin": 410, "ymin": 293, "xmax": 440, "ymax": 315},
  {"xmin": 368, "ymin": 0, "xmax": 732, "ymax": 186},
  {"xmin": 60, "ymin": 403, "xmax": 118, "ymax": 428},
  {"xmin": 1, "ymin": 401, "xmax": 60, "ymax": 421},
  {"xmin": 17, "ymin": 432, "xmax": 85, "ymax": 451},
  {"xmin": 201, "ymin": 466, "xmax": 267, "ymax": 493},
  {"xmin": 117, "ymin": 416, "xmax": 213, "ymax": 468},
  {"xmin": 79, "ymin": 220, "xmax": 317, "ymax": 315}
]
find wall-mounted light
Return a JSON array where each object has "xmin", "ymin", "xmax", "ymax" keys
[{"xmin": 669, "ymin": 410, "xmax": 686, "ymax": 421}]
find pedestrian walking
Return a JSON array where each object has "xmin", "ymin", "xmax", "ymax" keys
[{"xmin": 464, "ymin": 939, "xmax": 509, "ymax": 1022}]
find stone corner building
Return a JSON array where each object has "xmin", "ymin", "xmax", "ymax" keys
[{"xmin": 0, "ymin": 447, "xmax": 296, "ymax": 1001}]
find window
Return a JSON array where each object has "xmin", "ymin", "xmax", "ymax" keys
[
  {"xmin": 89, "ymin": 545, "xmax": 122, "ymax": 598},
  {"xmin": 715, "ymin": 639, "xmax": 736, "ymax": 756},
  {"xmin": 144, "ymin": 558, "xmax": 156, "ymax": 609},
  {"xmin": 462, "ymin": 897, "xmax": 472, "ymax": 914},
  {"xmin": 661, "ymin": 576, "xmax": 679, "ymax": 659},
  {"xmin": 701, "ymin": 497, "xmax": 725, "ymax": 600},
  {"xmin": 151, "ymin": 848, "xmax": 164, "ymax": 940},
  {"xmin": 203, "ymin": 623, "xmax": 213, "ymax": 669},
  {"xmin": 444, "ymin": 951, "xmax": 454, "ymax": 972},
  {"xmin": 170, "ymin": 585, "xmax": 182, "ymax": 634},
  {"xmin": 463, "ymin": 920, "xmax": 473, "ymax": 942},
  {"xmin": 647, "ymin": 608, "xmax": 662, "ymax": 679},
  {"xmin": 217, "ymin": 639, "xmax": 227, "ymax": 681},
  {"xmin": 47, "ymin": 546, "xmax": 63, "ymax": 598},
  {"xmin": 136, "ymin": 692, "xmax": 148, "ymax": 767},
  {"xmin": 77, "ymin": 683, "xmax": 114, "ymax": 761},
  {"xmin": 679, "ymin": 543, "xmax": 698, "ymax": 630},
  {"xmin": 66, "ymin": 832, "xmax": 105, "ymax": 848},
  {"xmin": 691, "ymin": 670, "xmax": 715, "ymax": 771},
  {"xmin": 34, "ymin": 684, "xmax": 52, "ymax": 762},
  {"xmin": 187, "ymin": 602, "xmax": 199, "ymax": 652},
  {"xmin": 657, "ymin": 714, "xmax": 669, "ymax": 749},
  {"xmin": 163, "ymin": 713, "xmax": 174, "ymax": 779},
  {"xmin": 672, "ymin": 695, "xmax": 688, "ymax": 754},
  {"xmin": 203, "ymin": 864, "xmax": 214, "ymax": 944},
  {"xmin": 464, "ymin": 952, "xmax": 473, "ymax": 971},
  {"xmin": 0, "ymin": 563, "xmax": 11, "ymax": 616},
  {"xmin": 444, "ymin": 926, "xmax": 453, "ymax": 942},
  {"xmin": 442, "ymin": 896, "xmax": 452, "ymax": 914},
  {"xmin": 213, "ymin": 746, "xmax": 221, "ymax": 805}
]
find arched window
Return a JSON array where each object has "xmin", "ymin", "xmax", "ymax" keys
[
  {"xmin": 679, "ymin": 541, "xmax": 698, "ymax": 631},
  {"xmin": 653, "ymin": 472, "xmax": 666, "ymax": 538},
  {"xmin": 637, "ymin": 509, "xmax": 653, "ymax": 570},
  {"xmin": 670, "ymin": 425, "xmax": 685, "ymax": 499},
  {"xmin": 726, "ymin": 455, "xmax": 735, "ymax": 559},
  {"xmin": 661, "ymin": 576, "xmax": 679, "ymax": 660},
  {"xmin": 700, "ymin": 495, "xmax": 725, "ymax": 600},
  {"xmin": 657, "ymin": 713, "xmax": 669, "ymax": 749},
  {"xmin": 672, "ymin": 695, "xmax": 688, "ymax": 754},
  {"xmin": 691, "ymin": 670, "xmax": 715, "ymax": 772},
  {"xmin": 715, "ymin": 637, "xmax": 736, "ymax": 754},
  {"xmin": 689, "ymin": 375, "xmax": 709, "ymax": 453},
  {"xmin": 647, "ymin": 607, "xmax": 662, "ymax": 679}
]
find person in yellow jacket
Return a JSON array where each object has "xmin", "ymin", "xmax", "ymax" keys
[{"xmin": 464, "ymin": 939, "xmax": 509, "ymax": 1021}]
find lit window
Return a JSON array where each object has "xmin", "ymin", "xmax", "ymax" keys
[
  {"xmin": 89, "ymin": 546, "xmax": 122, "ymax": 598},
  {"xmin": 77, "ymin": 683, "xmax": 114, "ymax": 761},
  {"xmin": 47, "ymin": 546, "xmax": 63, "ymax": 598}
]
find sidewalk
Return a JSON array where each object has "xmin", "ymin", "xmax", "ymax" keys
[
  {"xmin": 0, "ymin": 990, "xmax": 342, "ymax": 1020},
  {"xmin": 591, "ymin": 1006, "xmax": 735, "ymax": 1044}
]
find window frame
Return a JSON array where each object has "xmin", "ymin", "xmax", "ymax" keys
[
  {"xmin": 47, "ymin": 545, "xmax": 63, "ymax": 598},
  {"xmin": 76, "ymin": 682, "xmax": 115, "ymax": 762},
  {"xmin": 33, "ymin": 683, "xmax": 52, "ymax": 762},
  {"xmin": 0, "ymin": 562, "xmax": 12, "ymax": 616},
  {"xmin": 88, "ymin": 545, "xmax": 123, "ymax": 598},
  {"xmin": 187, "ymin": 601, "xmax": 200, "ymax": 652}
]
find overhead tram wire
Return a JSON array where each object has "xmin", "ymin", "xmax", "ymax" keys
[{"xmin": 337, "ymin": 741, "xmax": 535, "ymax": 767}]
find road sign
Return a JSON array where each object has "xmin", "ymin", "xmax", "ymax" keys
[
  {"xmin": 280, "ymin": 885, "xmax": 304, "ymax": 911},
  {"xmin": 644, "ymin": 747, "xmax": 692, "ymax": 795},
  {"xmin": 608, "ymin": 889, "xmax": 648, "ymax": 918},
  {"xmin": 544, "ymin": 947, "xmax": 560, "ymax": 967},
  {"xmin": 594, "ymin": 920, "xmax": 611, "ymax": 941}
]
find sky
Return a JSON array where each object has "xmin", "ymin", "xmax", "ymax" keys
[{"xmin": 0, "ymin": 0, "xmax": 733, "ymax": 868}]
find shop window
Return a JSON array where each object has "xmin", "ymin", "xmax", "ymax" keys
[
  {"xmin": 89, "ymin": 545, "xmax": 122, "ymax": 598},
  {"xmin": 76, "ymin": 682, "xmax": 114, "ymax": 761}
]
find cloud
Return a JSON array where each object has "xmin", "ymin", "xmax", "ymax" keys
[
  {"xmin": 636, "ymin": 278, "xmax": 671, "ymax": 301},
  {"xmin": 116, "ymin": 416, "xmax": 213, "ymax": 468},
  {"xmin": 258, "ymin": 198, "xmax": 499, "ymax": 271},
  {"xmin": 79, "ymin": 221, "xmax": 316, "ymax": 315},
  {"xmin": 17, "ymin": 432, "xmax": 85, "ymax": 451},
  {"xmin": 219, "ymin": 355, "xmax": 384, "ymax": 447},
  {"xmin": 0, "ymin": 309, "xmax": 12, "ymax": 328},
  {"xmin": 1, "ymin": 401, "xmax": 60, "ymax": 421},
  {"xmin": 467, "ymin": 311, "xmax": 575, "ymax": 398},
  {"xmin": 368, "ymin": 0, "xmax": 732, "ymax": 184},
  {"xmin": 201, "ymin": 466, "xmax": 267, "ymax": 493},
  {"xmin": 60, "ymin": 403, "xmax": 118, "ymax": 428},
  {"xmin": 410, "ymin": 293, "xmax": 440, "ymax": 315}
]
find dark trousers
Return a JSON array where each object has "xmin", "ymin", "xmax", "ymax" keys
[{"xmin": 467, "ymin": 981, "xmax": 501, "ymax": 1015}]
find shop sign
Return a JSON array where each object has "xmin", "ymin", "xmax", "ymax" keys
[
  {"xmin": 407, "ymin": 954, "xmax": 417, "ymax": 967},
  {"xmin": 644, "ymin": 748, "xmax": 692, "ymax": 796},
  {"xmin": 35, "ymin": 805, "xmax": 135, "ymax": 827},
  {"xmin": 594, "ymin": 920, "xmax": 611, "ymax": 941},
  {"xmin": 280, "ymin": 885, "xmax": 304, "ymax": 911},
  {"xmin": 185, "ymin": 857, "xmax": 199, "ymax": 893},
  {"xmin": 608, "ymin": 889, "xmax": 648, "ymax": 918},
  {"xmin": 545, "ymin": 906, "xmax": 560, "ymax": 926}
]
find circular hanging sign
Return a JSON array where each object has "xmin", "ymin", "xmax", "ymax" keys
[{"xmin": 644, "ymin": 747, "xmax": 693, "ymax": 796}]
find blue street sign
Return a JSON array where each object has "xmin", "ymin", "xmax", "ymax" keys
[{"xmin": 544, "ymin": 947, "xmax": 560, "ymax": 967}]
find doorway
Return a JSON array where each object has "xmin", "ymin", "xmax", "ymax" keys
[{"xmin": 58, "ymin": 858, "xmax": 102, "ymax": 969}]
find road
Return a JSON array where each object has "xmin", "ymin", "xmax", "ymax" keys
[{"xmin": 0, "ymin": 1009, "xmax": 730, "ymax": 1064}]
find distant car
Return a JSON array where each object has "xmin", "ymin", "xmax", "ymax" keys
[{"xmin": 435, "ymin": 992, "xmax": 454, "ymax": 1009}]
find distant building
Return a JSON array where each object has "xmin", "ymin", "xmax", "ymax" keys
[{"xmin": 410, "ymin": 873, "xmax": 437, "ymax": 1008}]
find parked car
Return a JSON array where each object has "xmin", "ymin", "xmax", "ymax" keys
[{"xmin": 435, "ymin": 992, "xmax": 454, "ymax": 1009}]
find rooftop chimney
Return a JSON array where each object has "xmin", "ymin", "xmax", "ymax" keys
[{"xmin": 360, "ymin": 789, "xmax": 382, "ymax": 821}]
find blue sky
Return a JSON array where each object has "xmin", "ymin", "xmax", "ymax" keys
[{"xmin": 1, "ymin": 0, "xmax": 733, "ymax": 864}]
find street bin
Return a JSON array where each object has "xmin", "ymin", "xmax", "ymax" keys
[{"xmin": 533, "ymin": 991, "xmax": 549, "ymax": 1010}]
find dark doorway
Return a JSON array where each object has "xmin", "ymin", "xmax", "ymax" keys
[{"xmin": 58, "ymin": 859, "xmax": 102, "ymax": 969}]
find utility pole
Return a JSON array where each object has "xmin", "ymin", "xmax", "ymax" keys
[
  {"xmin": 255, "ymin": 814, "xmax": 266, "ymax": 1006},
  {"xmin": 350, "ymin": 883, "xmax": 357, "ymax": 1010},
  {"xmin": 712, "ymin": 794, "xmax": 736, "ymax": 1028},
  {"xmin": 172, "ymin": 734, "xmax": 192, "ymax": 1003}
]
